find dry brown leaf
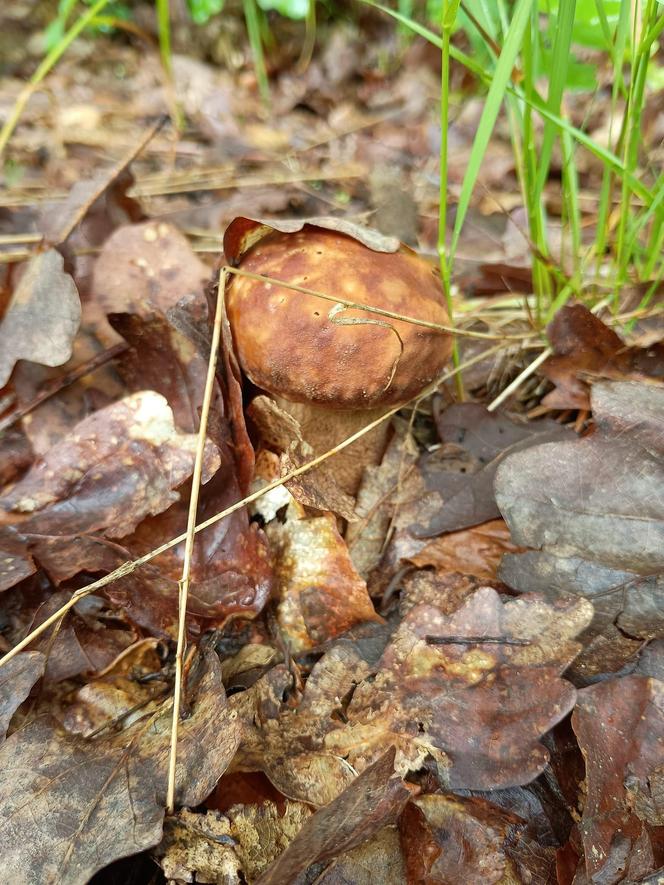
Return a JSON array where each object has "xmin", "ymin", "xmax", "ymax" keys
[
  {"xmin": 0, "ymin": 650, "xmax": 45, "ymax": 739},
  {"xmin": 0, "ymin": 649, "xmax": 241, "ymax": 885},
  {"xmin": 267, "ymin": 501, "xmax": 381, "ymax": 653},
  {"xmin": 0, "ymin": 250, "xmax": 81, "ymax": 387}
]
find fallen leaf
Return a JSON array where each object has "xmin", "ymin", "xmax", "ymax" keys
[
  {"xmin": 541, "ymin": 304, "xmax": 664, "ymax": 410},
  {"xmin": 495, "ymin": 381, "xmax": 664, "ymax": 574},
  {"xmin": 572, "ymin": 675, "xmax": 664, "ymax": 883},
  {"xmin": 0, "ymin": 390, "xmax": 219, "ymax": 539},
  {"xmin": 0, "ymin": 651, "xmax": 45, "ymax": 739},
  {"xmin": 400, "ymin": 793, "xmax": 556, "ymax": 884},
  {"xmin": 0, "ymin": 250, "xmax": 81, "ymax": 387},
  {"xmin": 0, "ymin": 649, "xmax": 241, "ymax": 885},
  {"xmin": 408, "ymin": 518, "xmax": 520, "ymax": 582},
  {"xmin": 328, "ymin": 587, "xmax": 592, "ymax": 789},
  {"xmin": 267, "ymin": 501, "xmax": 381, "ymax": 653},
  {"xmin": 255, "ymin": 747, "xmax": 410, "ymax": 885}
]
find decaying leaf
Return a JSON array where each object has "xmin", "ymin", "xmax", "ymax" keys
[
  {"xmin": 0, "ymin": 650, "xmax": 241, "ymax": 885},
  {"xmin": 267, "ymin": 501, "xmax": 381, "ymax": 652},
  {"xmin": 400, "ymin": 793, "xmax": 556, "ymax": 884},
  {"xmin": 572, "ymin": 675, "xmax": 664, "ymax": 883},
  {"xmin": 0, "ymin": 651, "xmax": 45, "ymax": 739},
  {"xmin": 0, "ymin": 250, "xmax": 81, "ymax": 387},
  {"xmin": 328, "ymin": 587, "xmax": 592, "ymax": 789},
  {"xmin": 541, "ymin": 304, "xmax": 664, "ymax": 410},
  {"xmin": 256, "ymin": 747, "xmax": 410, "ymax": 885}
]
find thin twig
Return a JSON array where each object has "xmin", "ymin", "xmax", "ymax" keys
[
  {"xmin": 166, "ymin": 268, "xmax": 226, "ymax": 813},
  {"xmin": 486, "ymin": 347, "xmax": 552, "ymax": 412},
  {"xmin": 224, "ymin": 266, "xmax": 539, "ymax": 342},
  {"xmin": 0, "ymin": 348, "xmax": 493, "ymax": 672},
  {"xmin": 425, "ymin": 635, "xmax": 532, "ymax": 646}
]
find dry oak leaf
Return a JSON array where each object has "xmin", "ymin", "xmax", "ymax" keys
[
  {"xmin": 0, "ymin": 249, "xmax": 81, "ymax": 387},
  {"xmin": 255, "ymin": 747, "xmax": 410, "ymax": 885},
  {"xmin": 266, "ymin": 501, "xmax": 381, "ymax": 653},
  {"xmin": 0, "ymin": 651, "xmax": 45, "ymax": 740},
  {"xmin": 541, "ymin": 304, "xmax": 664, "ymax": 411},
  {"xmin": 0, "ymin": 390, "xmax": 219, "ymax": 540},
  {"xmin": 0, "ymin": 649, "xmax": 241, "ymax": 885},
  {"xmin": 327, "ymin": 587, "xmax": 592, "ymax": 789}
]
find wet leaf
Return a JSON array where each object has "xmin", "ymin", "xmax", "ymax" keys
[
  {"xmin": 0, "ymin": 649, "xmax": 241, "ymax": 885},
  {"xmin": 0, "ymin": 250, "xmax": 81, "ymax": 387},
  {"xmin": 0, "ymin": 651, "xmax": 45, "ymax": 739},
  {"xmin": 572, "ymin": 675, "xmax": 664, "ymax": 883},
  {"xmin": 255, "ymin": 747, "xmax": 410, "ymax": 885},
  {"xmin": 400, "ymin": 793, "xmax": 556, "ymax": 884}
]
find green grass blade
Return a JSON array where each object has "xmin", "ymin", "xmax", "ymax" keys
[
  {"xmin": 448, "ymin": 0, "xmax": 536, "ymax": 262},
  {"xmin": 243, "ymin": 0, "xmax": 270, "ymax": 101}
]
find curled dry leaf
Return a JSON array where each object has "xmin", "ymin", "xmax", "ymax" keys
[
  {"xmin": 541, "ymin": 304, "xmax": 664, "ymax": 411},
  {"xmin": 267, "ymin": 501, "xmax": 381, "ymax": 653},
  {"xmin": 0, "ymin": 250, "xmax": 81, "ymax": 387},
  {"xmin": 0, "ymin": 649, "xmax": 241, "ymax": 885},
  {"xmin": 0, "ymin": 650, "xmax": 45, "ymax": 740},
  {"xmin": 572, "ymin": 675, "xmax": 664, "ymax": 883},
  {"xmin": 255, "ymin": 747, "xmax": 410, "ymax": 885},
  {"xmin": 328, "ymin": 587, "xmax": 592, "ymax": 789},
  {"xmin": 400, "ymin": 793, "xmax": 556, "ymax": 885}
]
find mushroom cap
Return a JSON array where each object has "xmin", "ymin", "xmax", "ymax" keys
[{"xmin": 226, "ymin": 226, "xmax": 453, "ymax": 409}]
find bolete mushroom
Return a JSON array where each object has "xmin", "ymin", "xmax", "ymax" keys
[{"xmin": 224, "ymin": 220, "xmax": 453, "ymax": 495}]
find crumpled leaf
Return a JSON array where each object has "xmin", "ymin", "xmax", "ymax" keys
[
  {"xmin": 255, "ymin": 747, "xmax": 410, "ymax": 885},
  {"xmin": 408, "ymin": 518, "xmax": 520, "ymax": 582},
  {"xmin": 571, "ymin": 675, "xmax": 664, "ymax": 883},
  {"xmin": 266, "ymin": 501, "xmax": 381, "ymax": 652},
  {"xmin": 0, "ymin": 390, "xmax": 219, "ymax": 540},
  {"xmin": 0, "ymin": 250, "xmax": 81, "ymax": 387},
  {"xmin": 496, "ymin": 381, "xmax": 664, "ymax": 575},
  {"xmin": 0, "ymin": 649, "xmax": 241, "ymax": 885},
  {"xmin": 328, "ymin": 587, "xmax": 592, "ymax": 789},
  {"xmin": 0, "ymin": 651, "xmax": 45, "ymax": 739},
  {"xmin": 400, "ymin": 793, "xmax": 556, "ymax": 884},
  {"xmin": 541, "ymin": 304, "xmax": 664, "ymax": 410}
]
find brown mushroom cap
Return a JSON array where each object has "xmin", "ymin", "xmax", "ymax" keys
[{"xmin": 226, "ymin": 226, "xmax": 453, "ymax": 409}]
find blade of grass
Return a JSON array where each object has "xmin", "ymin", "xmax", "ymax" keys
[
  {"xmin": 0, "ymin": 0, "xmax": 112, "ymax": 159},
  {"xmin": 243, "ymin": 0, "xmax": 270, "ymax": 102}
]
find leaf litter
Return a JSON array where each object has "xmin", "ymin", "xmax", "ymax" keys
[{"xmin": 1, "ymin": 25, "xmax": 664, "ymax": 885}]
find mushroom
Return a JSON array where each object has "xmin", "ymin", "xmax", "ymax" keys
[{"xmin": 225, "ymin": 221, "xmax": 453, "ymax": 495}]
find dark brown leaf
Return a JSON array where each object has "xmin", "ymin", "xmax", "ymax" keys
[
  {"xmin": 572, "ymin": 676, "xmax": 664, "ymax": 883},
  {"xmin": 541, "ymin": 304, "xmax": 664, "ymax": 411}
]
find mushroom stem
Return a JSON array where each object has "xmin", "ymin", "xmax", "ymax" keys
[{"xmin": 274, "ymin": 397, "xmax": 391, "ymax": 497}]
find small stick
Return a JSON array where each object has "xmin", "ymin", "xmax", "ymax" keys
[
  {"xmin": 166, "ymin": 269, "xmax": 226, "ymax": 814},
  {"xmin": 486, "ymin": 347, "xmax": 552, "ymax": 412},
  {"xmin": 425, "ymin": 635, "xmax": 531, "ymax": 646}
]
